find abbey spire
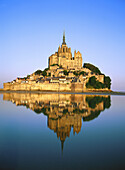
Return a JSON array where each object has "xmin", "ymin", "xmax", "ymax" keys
[
  {"xmin": 49, "ymin": 32, "xmax": 82, "ymax": 69},
  {"xmin": 62, "ymin": 31, "xmax": 66, "ymax": 45}
]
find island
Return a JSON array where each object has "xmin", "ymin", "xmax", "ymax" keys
[{"xmin": 3, "ymin": 32, "xmax": 111, "ymax": 92}]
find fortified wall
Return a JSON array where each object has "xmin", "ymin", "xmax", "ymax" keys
[{"xmin": 3, "ymin": 82, "xmax": 86, "ymax": 92}]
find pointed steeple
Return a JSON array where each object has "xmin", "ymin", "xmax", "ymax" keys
[{"xmin": 62, "ymin": 31, "xmax": 66, "ymax": 45}]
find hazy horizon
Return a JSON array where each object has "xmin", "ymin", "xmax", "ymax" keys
[{"xmin": 0, "ymin": 0, "xmax": 125, "ymax": 91}]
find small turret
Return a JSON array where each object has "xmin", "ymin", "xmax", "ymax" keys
[{"xmin": 58, "ymin": 45, "xmax": 61, "ymax": 52}]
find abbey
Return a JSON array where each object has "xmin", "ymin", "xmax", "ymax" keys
[
  {"xmin": 3, "ymin": 32, "xmax": 111, "ymax": 92},
  {"xmin": 49, "ymin": 32, "xmax": 82, "ymax": 69}
]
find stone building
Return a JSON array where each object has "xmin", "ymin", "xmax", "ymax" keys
[{"xmin": 49, "ymin": 32, "xmax": 82, "ymax": 70}]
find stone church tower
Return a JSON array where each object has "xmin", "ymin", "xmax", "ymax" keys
[{"xmin": 49, "ymin": 32, "xmax": 82, "ymax": 70}]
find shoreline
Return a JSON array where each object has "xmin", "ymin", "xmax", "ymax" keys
[{"xmin": 0, "ymin": 89, "xmax": 125, "ymax": 95}]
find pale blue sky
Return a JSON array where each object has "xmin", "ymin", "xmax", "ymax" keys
[{"xmin": 0, "ymin": 0, "xmax": 125, "ymax": 91}]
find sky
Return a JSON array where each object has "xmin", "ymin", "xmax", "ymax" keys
[{"xmin": 0, "ymin": 0, "xmax": 125, "ymax": 91}]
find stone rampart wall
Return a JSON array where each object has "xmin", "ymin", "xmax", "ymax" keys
[
  {"xmin": 3, "ymin": 82, "xmax": 71, "ymax": 92},
  {"xmin": 71, "ymin": 83, "xmax": 84, "ymax": 92},
  {"xmin": 3, "ymin": 82, "xmax": 109, "ymax": 92}
]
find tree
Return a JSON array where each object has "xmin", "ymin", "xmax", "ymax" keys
[
  {"xmin": 44, "ymin": 68, "xmax": 49, "ymax": 71},
  {"xmin": 59, "ymin": 65, "xmax": 63, "ymax": 68},
  {"xmin": 89, "ymin": 76, "xmax": 97, "ymax": 86},
  {"xmin": 27, "ymin": 75, "xmax": 30, "ymax": 78},
  {"xmin": 103, "ymin": 96, "xmax": 111, "ymax": 109},
  {"xmin": 50, "ymin": 64, "xmax": 59, "ymax": 66},
  {"xmin": 48, "ymin": 73, "xmax": 51, "ymax": 77},
  {"xmin": 42, "ymin": 70, "xmax": 47, "ymax": 77},
  {"xmin": 104, "ymin": 76, "xmax": 111, "ymax": 89},
  {"xmin": 83, "ymin": 63, "xmax": 102, "ymax": 75},
  {"xmin": 63, "ymin": 70, "xmax": 68, "ymax": 75},
  {"xmin": 86, "ymin": 76, "xmax": 105, "ymax": 89},
  {"xmin": 73, "ymin": 71, "xmax": 79, "ymax": 76},
  {"xmin": 79, "ymin": 71, "xmax": 86, "ymax": 76},
  {"xmin": 35, "ymin": 70, "xmax": 42, "ymax": 75}
]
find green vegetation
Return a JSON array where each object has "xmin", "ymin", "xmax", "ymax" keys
[
  {"xmin": 59, "ymin": 65, "xmax": 63, "ymax": 68},
  {"xmin": 34, "ymin": 107, "xmax": 49, "ymax": 115},
  {"xmin": 77, "ymin": 63, "xmax": 112, "ymax": 89},
  {"xmin": 73, "ymin": 71, "xmax": 79, "ymax": 76},
  {"xmin": 84, "ymin": 96, "xmax": 111, "ymax": 121},
  {"xmin": 63, "ymin": 109, "xmax": 68, "ymax": 114},
  {"xmin": 42, "ymin": 69, "xmax": 47, "ymax": 77},
  {"xmin": 63, "ymin": 108, "xmax": 88, "ymax": 115},
  {"xmin": 86, "ymin": 76, "xmax": 105, "ymax": 89},
  {"xmin": 83, "ymin": 63, "xmax": 102, "ymax": 75},
  {"xmin": 83, "ymin": 110, "xmax": 101, "ymax": 121},
  {"xmin": 27, "ymin": 75, "xmax": 30, "ymax": 78},
  {"xmin": 83, "ymin": 63, "xmax": 111, "ymax": 89},
  {"xmin": 86, "ymin": 96, "xmax": 111, "ymax": 109},
  {"xmin": 63, "ymin": 70, "xmax": 69, "ymax": 75},
  {"xmin": 79, "ymin": 71, "xmax": 86, "ymax": 76},
  {"xmin": 103, "ymin": 96, "xmax": 111, "ymax": 109},
  {"xmin": 73, "ymin": 71, "xmax": 86, "ymax": 76},
  {"xmin": 48, "ymin": 73, "xmax": 51, "ymax": 77},
  {"xmin": 44, "ymin": 68, "xmax": 49, "ymax": 71},
  {"xmin": 50, "ymin": 64, "xmax": 59, "ymax": 66},
  {"xmin": 86, "ymin": 96, "xmax": 101, "ymax": 109},
  {"xmin": 34, "ymin": 108, "xmax": 43, "ymax": 114},
  {"xmin": 104, "ymin": 76, "xmax": 111, "ymax": 89},
  {"xmin": 42, "ymin": 68, "xmax": 49, "ymax": 77},
  {"xmin": 42, "ymin": 71, "xmax": 47, "ymax": 77},
  {"xmin": 86, "ymin": 76, "xmax": 111, "ymax": 89},
  {"xmin": 73, "ymin": 108, "xmax": 88, "ymax": 114},
  {"xmin": 34, "ymin": 68, "xmax": 49, "ymax": 77},
  {"xmin": 35, "ymin": 69, "xmax": 42, "ymax": 75}
]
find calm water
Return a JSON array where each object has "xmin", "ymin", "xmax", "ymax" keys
[{"xmin": 0, "ymin": 93, "xmax": 125, "ymax": 170}]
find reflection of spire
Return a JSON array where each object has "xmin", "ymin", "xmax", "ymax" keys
[{"xmin": 61, "ymin": 139, "xmax": 65, "ymax": 156}]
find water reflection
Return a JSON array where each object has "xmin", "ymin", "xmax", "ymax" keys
[{"xmin": 3, "ymin": 93, "xmax": 111, "ymax": 152}]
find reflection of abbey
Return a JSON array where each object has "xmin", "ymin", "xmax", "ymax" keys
[
  {"xmin": 3, "ymin": 32, "xmax": 111, "ymax": 92},
  {"xmin": 49, "ymin": 32, "xmax": 82, "ymax": 69},
  {"xmin": 3, "ymin": 93, "xmax": 111, "ymax": 151}
]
